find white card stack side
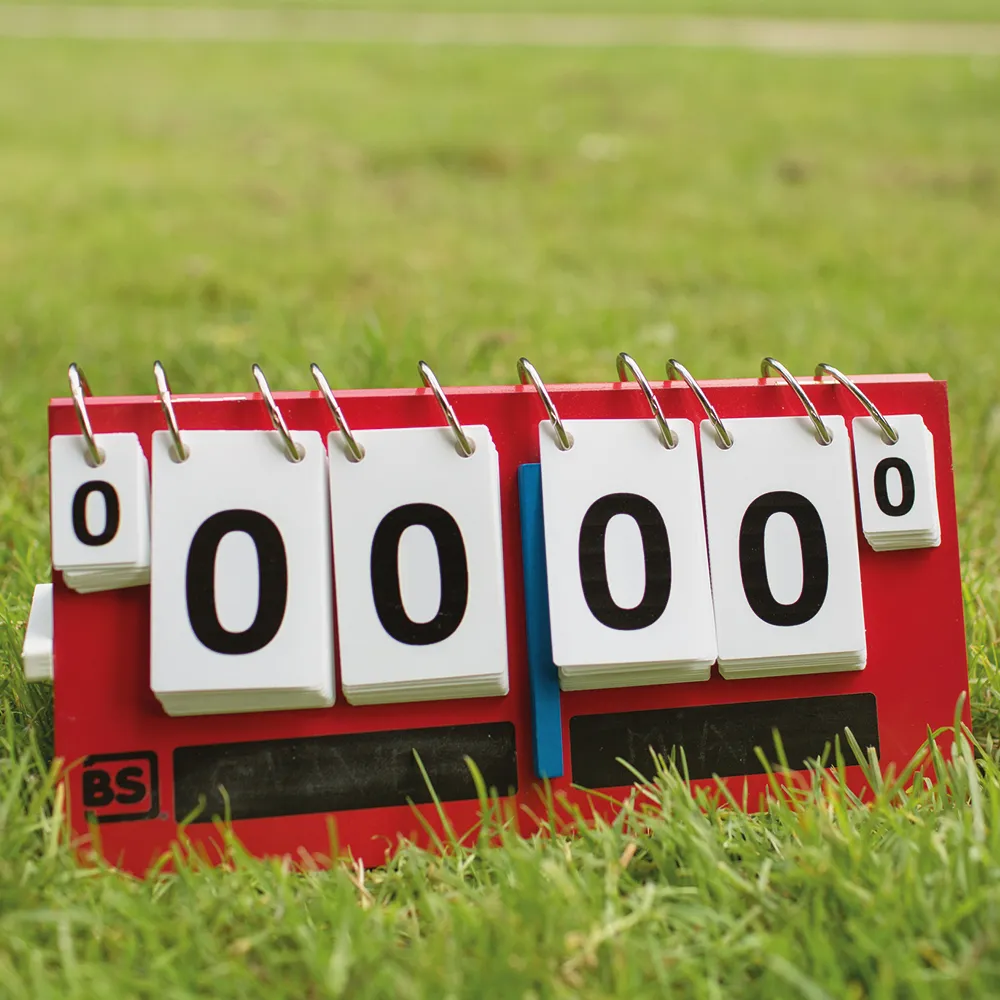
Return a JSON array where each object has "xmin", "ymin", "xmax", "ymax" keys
[
  {"xmin": 539, "ymin": 418, "xmax": 718, "ymax": 691},
  {"xmin": 329, "ymin": 425, "xmax": 509, "ymax": 706},
  {"xmin": 21, "ymin": 583, "xmax": 54, "ymax": 682},
  {"xmin": 50, "ymin": 433, "xmax": 151, "ymax": 593},
  {"xmin": 150, "ymin": 430, "xmax": 335, "ymax": 717},
  {"xmin": 556, "ymin": 657, "xmax": 711, "ymax": 691},
  {"xmin": 700, "ymin": 416, "xmax": 867, "ymax": 680},
  {"xmin": 852, "ymin": 415, "xmax": 941, "ymax": 551}
]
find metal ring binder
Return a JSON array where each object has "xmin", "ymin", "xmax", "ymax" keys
[
  {"xmin": 153, "ymin": 360, "xmax": 190, "ymax": 462},
  {"xmin": 814, "ymin": 363, "xmax": 899, "ymax": 445},
  {"xmin": 67, "ymin": 363, "xmax": 105, "ymax": 467},
  {"xmin": 517, "ymin": 357, "xmax": 573, "ymax": 451},
  {"xmin": 760, "ymin": 357, "xmax": 833, "ymax": 446},
  {"xmin": 615, "ymin": 353, "xmax": 677, "ymax": 449},
  {"xmin": 252, "ymin": 364, "xmax": 305, "ymax": 463},
  {"xmin": 418, "ymin": 361, "xmax": 476, "ymax": 458},
  {"xmin": 310, "ymin": 363, "xmax": 365, "ymax": 462},
  {"xmin": 666, "ymin": 359, "xmax": 734, "ymax": 449}
]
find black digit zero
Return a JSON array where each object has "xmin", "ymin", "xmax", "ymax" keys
[
  {"xmin": 578, "ymin": 492, "xmax": 671, "ymax": 631},
  {"xmin": 370, "ymin": 503, "xmax": 468, "ymax": 645},
  {"xmin": 185, "ymin": 509, "xmax": 288, "ymax": 655},
  {"xmin": 874, "ymin": 456, "xmax": 916, "ymax": 517},
  {"xmin": 739, "ymin": 491, "xmax": 829, "ymax": 627},
  {"xmin": 72, "ymin": 481, "xmax": 120, "ymax": 546}
]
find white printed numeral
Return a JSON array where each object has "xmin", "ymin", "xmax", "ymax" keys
[
  {"xmin": 540, "ymin": 418, "xmax": 717, "ymax": 690},
  {"xmin": 700, "ymin": 416, "xmax": 866, "ymax": 679}
]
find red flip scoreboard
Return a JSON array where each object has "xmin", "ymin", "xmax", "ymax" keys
[{"xmin": 46, "ymin": 369, "xmax": 969, "ymax": 874}]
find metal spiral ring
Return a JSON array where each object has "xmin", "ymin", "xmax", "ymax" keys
[
  {"xmin": 418, "ymin": 361, "xmax": 475, "ymax": 458},
  {"xmin": 310, "ymin": 363, "xmax": 365, "ymax": 462},
  {"xmin": 615, "ymin": 353, "xmax": 677, "ymax": 449},
  {"xmin": 153, "ymin": 360, "xmax": 190, "ymax": 462},
  {"xmin": 67, "ymin": 363, "xmax": 105, "ymax": 467},
  {"xmin": 814, "ymin": 363, "xmax": 898, "ymax": 446},
  {"xmin": 516, "ymin": 357, "xmax": 573, "ymax": 451},
  {"xmin": 665, "ymin": 359, "xmax": 734, "ymax": 449},
  {"xmin": 252, "ymin": 364, "xmax": 305, "ymax": 463},
  {"xmin": 760, "ymin": 357, "xmax": 833, "ymax": 446}
]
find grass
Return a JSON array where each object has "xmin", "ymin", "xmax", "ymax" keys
[
  {"xmin": 14, "ymin": 0, "xmax": 1000, "ymax": 23},
  {"xmin": 2, "ymin": 19, "xmax": 1000, "ymax": 1000},
  {"xmin": 3, "ymin": 732, "xmax": 1000, "ymax": 998}
]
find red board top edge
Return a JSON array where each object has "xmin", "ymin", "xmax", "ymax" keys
[{"xmin": 47, "ymin": 373, "xmax": 937, "ymax": 412}]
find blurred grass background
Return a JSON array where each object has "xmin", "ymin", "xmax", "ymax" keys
[{"xmin": 13, "ymin": 0, "xmax": 1000, "ymax": 18}]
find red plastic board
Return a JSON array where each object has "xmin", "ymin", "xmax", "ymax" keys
[{"xmin": 48, "ymin": 375, "xmax": 970, "ymax": 874}]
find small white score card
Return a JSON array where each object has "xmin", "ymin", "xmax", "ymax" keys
[
  {"xmin": 50, "ymin": 432, "xmax": 151, "ymax": 593},
  {"xmin": 852, "ymin": 414, "xmax": 940, "ymax": 551}
]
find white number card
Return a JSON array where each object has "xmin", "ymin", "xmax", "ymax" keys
[
  {"xmin": 150, "ymin": 430, "xmax": 334, "ymax": 716},
  {"xmin": 329, "ymin": 425, "xmax": 508, "ymax": 705},
  {"xmin": 700, "ymin": 416, "xmax": 866, "ymax": 679},
  {"xmin": 539, "ymin": 419, "xmax": 717, "ymax": 690},
  {"xmin": 852, "ymin": 415, "xmax": 940, "ymax": 551},
  {"xmin": 50, "ymin": 432, "xmax": 151, "ymax": 593}
]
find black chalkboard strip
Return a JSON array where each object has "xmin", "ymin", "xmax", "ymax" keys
[
  {"xmin": 173, "ymin": 722, "xmax": 517, "ymax": 823},
  {"xmin": 570, "ymin": 693, "xmax": 878, "ymax": 788}
]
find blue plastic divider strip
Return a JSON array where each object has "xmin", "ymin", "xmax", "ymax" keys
[{"xmin": 517, "ymin": 463, "xmax": 564, "ymax": 780}]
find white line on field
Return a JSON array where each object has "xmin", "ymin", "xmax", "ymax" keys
[{"xmin": 0, "ymin": 6, "xmax": 999, "ymax": 55}]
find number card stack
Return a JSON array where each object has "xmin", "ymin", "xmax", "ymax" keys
[
  {"xmin": 149, "ymin": 430, "xmax": 335, "ymax": 717},
  {"xmin": 852, "ymin": 415, "xmax": 941, "ymax": 551},
  {"xmin": 330, "ymin": 425, "xmax": 510, "ymax": 706},
  {"xmin": 700, "ymin": 416, "xmax": 868, "ymax": 679},
  {"xmin": 539, "ymin": 417, "xmax": 717, "ymax": 690},
  {"xmin": 49, "ymin": 433, "xmax": 151, "ymax": 594},
  {"xmin": 35, "ymin": 357, "xmax": 969, "ymax": 875}
]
